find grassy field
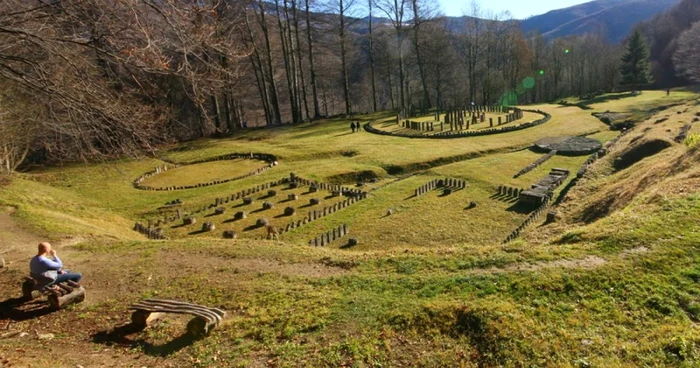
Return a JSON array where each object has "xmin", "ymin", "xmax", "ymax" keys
[
  {"xmin": 141, "ymin": 159, "xmax": 269, "ymax": 188},
  {"xmin": 1, "ymin": 90, "xmax": 700, "ymax": 367}
]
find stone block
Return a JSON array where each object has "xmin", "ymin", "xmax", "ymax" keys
[{"xmin": 284, "ymin": 207, "xmax": 295, "ymax": 216}]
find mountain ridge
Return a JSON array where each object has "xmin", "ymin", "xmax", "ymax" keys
[{"xmin": 346, "ymin": 0, "xmax": 681, "ymax": 43}]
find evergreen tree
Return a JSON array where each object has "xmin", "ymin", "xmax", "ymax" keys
[{"xmin": 620, "ymin": 29, "xmax": 653, "ymax": 91}]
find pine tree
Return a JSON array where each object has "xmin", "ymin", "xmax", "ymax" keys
[{"xmin": 620, "ymin": 29, "xmax": 653, "ymax": 91}]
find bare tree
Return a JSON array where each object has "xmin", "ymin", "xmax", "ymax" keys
[
  {"xmin": 374, "ymin": 0, "xmax": 409, "ymax": 112},
  {"xmin": 368, "ymin": 0, "xmax": 378, "ymax": 112},
  {"xmin": 673, "ymin": 21, "xmax": 700, "ymax": 82}
]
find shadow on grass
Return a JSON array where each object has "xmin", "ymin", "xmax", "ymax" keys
[
  {"xmin": 580, "ymin": 92, "xmax": 637, "ymax": 106},
  {"xmin": 92, "ymin": 323, "xmax": 199, "ymax": 357},
  {"xmin": 489, "ymin": 193, "xmax": 519, "ymax": 203},
  {"xmin": 0, "ymin": 297, "xmax": 57, "ymax": 321},
  {"xmin": 506, "ymin": 201, "xmax": 536, "ymax": 214},
  {"xmin": 553, "ymin": 179, "xmax": 578, "ymax": 206},
  {"xmin": 243, "ymin": 224, "xmax": 264, "ymax": 232},
  {"xmin": 188, "ymin": 229, "xmax": 208, "ymax": 235}
]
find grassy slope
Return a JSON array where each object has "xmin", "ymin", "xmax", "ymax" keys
[{"xmin": 1, "ymin": 90, "xmax": 700, "ymax": 367}]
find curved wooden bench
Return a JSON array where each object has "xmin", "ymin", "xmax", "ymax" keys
[
  {"xmin": 128, "ymin": 299, "xmax": 226, "ymax": 337},
  {"xmin": 21, "ymin": 277, "xmax": 86, "ymax": 309}
]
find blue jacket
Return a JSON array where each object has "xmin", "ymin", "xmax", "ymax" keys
[{"xmin": 29, "ymin": 255, "xmax": 62, "ymax": 288}]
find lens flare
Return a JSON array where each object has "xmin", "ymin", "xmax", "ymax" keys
[
  {"xmin": 499, "ymin": 91, "xmax": 518, "ymax": 106},
  {"xmin": 522, "ymin": 77, "xmax": 535, "ymax": 89},
  {"xmin": 564, "ymin": 49, "xmax": 570, "ymax": 54},
  {"xmin": 538, "ymin": 70, "xmax": 545, "ymax": 75}
]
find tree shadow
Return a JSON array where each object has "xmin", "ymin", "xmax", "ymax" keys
[
  {"xmin": 0, "ymin": 297, "xmax": 57, "ymax": 321},
  {"xmin": 170, "ymin": 223, "xmax": 187, "ymax": 229},
  {"xmin": 580, "ymin": 92, "xmax": 636, "ymax": 106},
  {"xmin": 92, "ymin": 323, "xmax": 199, "ymax": 358}
]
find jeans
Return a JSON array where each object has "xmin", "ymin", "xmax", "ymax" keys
[{"xmin": 53, "ymin": 270, "xmax": 83, "ymax": 284}]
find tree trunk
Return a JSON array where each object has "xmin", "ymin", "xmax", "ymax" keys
[
  {"xmin": 257, "ymin": 1, "xmax": 282, "ymax": 124},
  {"xmin": 244, "ymin": 10, "xmax": 270, "ymax": 126},
  {"xmin": 368, "ymin": 0, "xmax": 378, "ymax": 112},
  {"xmin": 277, "ymin": 0, "xmax": 299, "ymax": 124},
  {"xmin": 339, "ymin": 0, "xmax": 351, "ymax": 115},
  {"xmin": 412, "ymin": 0, "xmax": 430, "ymax": 109},
  {"xmin": 292, "ymin": 0, "xmax": 310, "ymax": 121},
  {"xmin": 210, "ymin": 95, "xmax": 221, "ymax": 132},
  {"xmin": 305, "ymin": 0, "xmax": 322, "ymax": 119}
]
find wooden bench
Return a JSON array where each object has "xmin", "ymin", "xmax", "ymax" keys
[
  {"xmin": 21, "ymin": 277, "xmax": 86, "ymax": 309},
  {"xmin": 129, "ymin": 299, "xmax": 226, "ymax": 337}
]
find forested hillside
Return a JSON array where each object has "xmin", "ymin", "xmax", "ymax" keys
[
  {"xmin": 0, "ymin": 0, "xmax": 694, "ymax": 172},
  {"xmin": 639, "ymin": 0, "xmax": 700, "ymax": 87}
]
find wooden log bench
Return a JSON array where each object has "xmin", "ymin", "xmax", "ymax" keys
[
  {"xmin": 129, "ymin": 299, "xmax": 226, "ymax": 338},
  {"xmin": 21, "ymin": 277, "xmax": 86, "ymax": 309}
]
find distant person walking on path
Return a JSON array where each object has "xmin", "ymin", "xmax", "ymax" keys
[
  {"xmin": 355, "ymin": 121, "xmax": 361, "ymax": 132},
  {"xmin": 350, "ymin": 122, "xmax": 356, "ymax": 133},
  {"xmin": 29, "ymin": 242, "xmax": 82, "ymax": 291}
]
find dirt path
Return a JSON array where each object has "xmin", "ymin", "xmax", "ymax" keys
[
  {"xmin": 0, "ymin": 207, "xmax": 43, "ymax": 268},
  {"xmin": 0, "ymin": 206, "xmax": 83, "ymax": 269}
]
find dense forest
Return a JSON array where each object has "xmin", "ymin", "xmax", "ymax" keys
[
  {"xmin": 0, "ymin": 0, "xmax": 698, "ymax": 171},
  {"xmin": 640, "ymin": 0, "xmax": 700, "ymax": 86}
]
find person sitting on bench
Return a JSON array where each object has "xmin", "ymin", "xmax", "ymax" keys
[{"xmin": 29, "ymin": 242, "xmax": 82, "ymax": 291}]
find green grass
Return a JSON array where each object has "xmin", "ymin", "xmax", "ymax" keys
[{"xmin": 1, "ymin": 91, "xmax": 700, "ymax": 367}]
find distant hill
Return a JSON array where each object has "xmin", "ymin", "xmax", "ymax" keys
[
  {"xmin": 346, "ymin": 0, "xmax": 680, "ymax": 43},
  {"xmin": 520, "ymin": 0, "xmax": 681, "ymax": 42}
]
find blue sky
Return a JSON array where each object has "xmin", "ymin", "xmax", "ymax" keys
[{"xmin": 439, "ymin": 0, "xmax": 592, "ymax": 19}]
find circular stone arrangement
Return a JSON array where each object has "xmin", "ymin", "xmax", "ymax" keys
[
  {"xmin": 133, "ymin": 153, "xmax": 278, "ymax": 191},
  {"xmin": 534, "ymin": 136, "xmax": 603, "ymax": 156},
  {"xmin": 365, "ymin": 109, "xmax": 551, "ymax": 139}
]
